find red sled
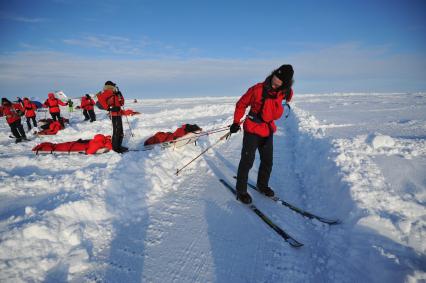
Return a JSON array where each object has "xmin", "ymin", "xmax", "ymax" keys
[
  {"xmin": 32, "ymin": 134, "xmax": 113, "ymax": 155},
  {"xmin": 144, "ymin": 124, "xmax": 202, "ymax": 148}
]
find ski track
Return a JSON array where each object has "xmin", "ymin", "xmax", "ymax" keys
[{"xmin": 0, "ymin": 94, "xmax": 425, "ymax": 282}]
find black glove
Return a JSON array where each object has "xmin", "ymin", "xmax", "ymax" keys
[
  {"xmin": 229, "ymin": 123, "xmax": 240, "ymax": 134},
  {"xmin": 109, "ymin": 106, "xmax": 120, "ymax": 112}
]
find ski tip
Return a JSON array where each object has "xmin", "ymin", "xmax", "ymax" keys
[
  {"xmin": 318, "ymin": 218, "xmax": 341, "ymax": 225},
  {"xmin": 288, "ymin": 238, "xmax": 304, "ymax": 248},
  {"xmin": 328, "ymin": 219, "xmax": 342, "ymax": 225}
]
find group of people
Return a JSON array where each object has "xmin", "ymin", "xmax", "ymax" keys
[
  {"xmin": 1, "ymin": 92, "xmax": 99, "ymax": 141},
  {"xmin": 2, "ymin": 64, "xmax": 294, "ymax": 204},
  {"xmin": 1, "ymin": 84, "xmax": 125, "ymax": 153}
]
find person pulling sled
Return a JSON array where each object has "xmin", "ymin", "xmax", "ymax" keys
[{"xmin": 230, "ymin": 64, "xmax": 294, "ymax": 204}]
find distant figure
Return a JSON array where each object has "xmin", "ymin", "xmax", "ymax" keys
[
  {"xmin": 230, "ymin": 64, "xmax": 294, "ymax": 204},
  {"xmin": 22, "ymin": 97, "xmax": 37, "ymax": 131},
  {"xmin": 134, "ymin": 99, "xmax": 138, "ymax": 103},
  {"xmin": 16, "ymin": 97, "xmax": 23, "ymax": 106},
  {"xmin": 67, "ymin": 99, "xmax": 74, "ymax": 112},
  {"xmin": 43, "ymin": 92, "xmax": 67, "ymax": 126},
  {"xmin": 1, "ymin": 98, "xmax": 27, "ymax": 143},
  {"xmin": 80, "ymin": 96, "xmax": 90, "ymax": 121},
  {"xmin": 80, "ymin": 94, "xmax": 96, "ymax": 122}
]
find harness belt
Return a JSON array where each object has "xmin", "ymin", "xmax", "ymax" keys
[{"xmin": 247, "ymin": 111, "xmax": 264, "ymax": 124}]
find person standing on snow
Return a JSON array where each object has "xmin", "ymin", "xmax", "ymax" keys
[
  {"xmin": 67, "ymin": 99, "xmax": 74, "ymax": 113},
  {"xmin": 230, "ymin": 64, "xmax": 294, "ymax": 204},
  {"xmin": 82, "ymin": 94, "xmax": 96, "ymax": 122},
  {"xmin": 1, "ymin": 98, "xmax": 28, "ymax": 143},
  {"xmin": 22, "ymin": 97, "xmax": 37, "ymax": 131},
  {"xmin": 97, "ymin": 81, "xmax": 128, "ymax": 153},
  {"xmin": 43, "ymin": 92, "xmax": 67, "ymax": 126},
  {"xmin": 80, "ymin": 95, "xmax": 90, "ymax": 121}
]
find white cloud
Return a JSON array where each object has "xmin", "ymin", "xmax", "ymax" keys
[
  {"xmin": 0, "ymin": 12, "xmax": 47, "ymax": 23},
  {"xmin": 0, "ymin": 42, "xmax": 425, "ymax": 98}
]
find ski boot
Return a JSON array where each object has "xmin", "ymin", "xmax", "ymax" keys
[
  {"xmin": 236, "ymin": 191, "xmax": 252, "ymax": 204},
  {"xmin": 258, "ymin": 186, "xmax": 275, "ymax": 197}
]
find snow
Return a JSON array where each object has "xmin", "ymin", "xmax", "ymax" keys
[{"xmin": 0, "ymin": 93, "xmax": 425, "ymax": 282}]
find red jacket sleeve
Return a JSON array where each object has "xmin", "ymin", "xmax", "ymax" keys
[
  {"xmin": 233, "ymin": 87, "xmax": 254, "ymax": 124},
  {"xmin": 57, "ymin": 99, "xmax": 67, "ymax": 106}
]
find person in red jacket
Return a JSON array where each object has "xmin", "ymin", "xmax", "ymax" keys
[
  {"xmin": 22, "ymin": 97, "xmax": 37, "ymax": 131},
  {"xmin": 43, "ymin": 92, "xmax": 67, "ymax": 126},
  {"xmin": 1, "ymin": 98, "xmax": 28, "ymax": 143},
  {"xmin": 80, "ymin": 96, "xmax": 90, "ymax": 121},
  {"xmin": 230, "ymin": 64, "xmax": 294, "ymax": 204},
  {"xmin": 81, "ymin": 94, "xmax": 96, "ymax": 122},
  {"xmin": 97, "ymin": 81, "xmax": 127, "ymax": 153}
]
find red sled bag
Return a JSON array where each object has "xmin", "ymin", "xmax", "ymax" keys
[
  {"xmin": 32, "ymin": 134, "xmax": 113, "ymax": 154},
  {"xmin": 37, "ymin": 121, "xmax": 63, "ymax": 135},
  {"xmin": 123, "ymin": 109, "xmax": 141, "ymax": 116},
  {"xmin": 144, "ymin": 124, "xmax": 202, "ymax": 146}
]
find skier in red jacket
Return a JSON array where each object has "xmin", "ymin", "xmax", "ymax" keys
[
  {"xmin": 230, "ymin": 64, "xmax": 294, "ymax": 204},
  {"xmin": 1, "ymin": 98, "xmax": 28, "ymax": 143},
  {"xmin": 97, "ymin": 81, "xmax": 128, "ymax": 153},
  {"xmin": 22, "ymin": 97, "xmax": 38, "ymax": 131},
  {"xmin": 43, "ymin": 92, "xmax": 67, "ymax": 126}
]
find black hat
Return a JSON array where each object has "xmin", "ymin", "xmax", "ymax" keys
[
  {"xmin": 85, "ymin": 94, "xmax": 91, "ymax": 99},
  {"xmin": 1, "ymin": 98, "xmax": 12, "ymax": 105},
  {"xmin": 105, "ymin": 81, "xmax": 116, "ymax": 87},
  {"xmin": 273, "ymin": 65, "xmax": 294, "ymax": 82}
]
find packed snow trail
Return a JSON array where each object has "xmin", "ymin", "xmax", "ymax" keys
[{"xmin": 0, "ymin": 95, "xmax": 425, "ymax": 282}]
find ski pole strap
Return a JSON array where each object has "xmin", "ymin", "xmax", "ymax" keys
[
  {"xmin": 247, "ymin": 111, "xmax": 264, "ymax": 124},
  {"xmin": 284, "ymin": 103, "xmax": 291, "ymax": 119}
]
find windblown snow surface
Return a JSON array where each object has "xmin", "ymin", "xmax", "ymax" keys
[{"xmin": 0, "ymin": 93, "xmax": 425, "ymax": 282}]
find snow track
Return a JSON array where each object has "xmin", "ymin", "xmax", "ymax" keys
[{"xmin": 1, "ymin": 95, "xmax": 425, "ymax": 282}]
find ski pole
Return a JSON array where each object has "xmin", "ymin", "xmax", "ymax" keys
[
  {"xmin": 176, "ymin": 131, "xmax": 231, "ymax": 175},
  {"xmin": 121, "ymin": 106, "xmax": 134, "ymax": 138}
]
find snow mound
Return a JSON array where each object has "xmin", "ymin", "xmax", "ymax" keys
[{"xmin": 368, "ymin": 134, "xmax": 395, "ymax": 149}]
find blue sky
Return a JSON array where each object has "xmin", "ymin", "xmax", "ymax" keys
[{"xmin": 0, "ymin": 0, "xmax": 425, "ymax": 99}]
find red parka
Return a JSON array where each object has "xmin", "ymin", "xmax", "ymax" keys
[
  {"xmin": 2, "ymin": 103, "xmax": 24, "ymax": 125},
  {"xmin": 23, "ymin": 98, "xmax": 37, "ymax": 118},
  {"xmin": 81, "ymin": 97, "xmax": 95, "ymax": 111},
  {"xmin": 43, "ymin": 93, "xmax": 67, "ymax": 113},
  {"xmin": 98, "ymin": 89, "xmax": 124, "ymax": 117},
  {"xmin": 233, "ymin": 82, "xmax": 293, "ymax": 137}
]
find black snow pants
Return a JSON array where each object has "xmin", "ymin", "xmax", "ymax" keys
[
  {"xmin": 83, "ymin": 109, "xmax": 90, "ymax": 120},
  {"xmin": 9, "ymin": 119, "xmax": 26, "ymax": 139},
  {"xmin": 236, "ymin": 131, "xmax": 273, "ymax": 194},
  {"xmin": 112, "ymin": 115, "xmax": 124, "ymax": 151},
  {"xmin": 26, "ymin": 116, "xmax": 37, "ymax": 130},
  {"xmin": 88, "ymin": 109, "xmax": 96, "ymax": 122}
]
